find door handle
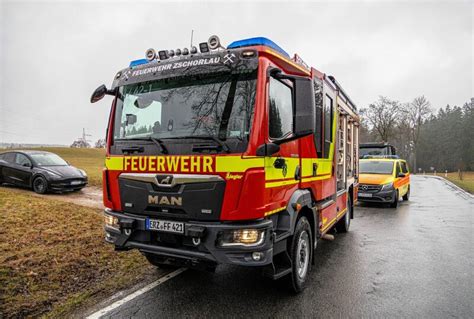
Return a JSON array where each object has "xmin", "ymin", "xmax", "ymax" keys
[{"xmin": 273, "ymin": 158, "xmax": 286, "ymax": 169}]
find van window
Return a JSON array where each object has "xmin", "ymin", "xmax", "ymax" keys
[
  {"xmin": 401, "ymin": 161, "xmax": 409, "ymax": 173},
  {"xmin": 269, "ymin": 77, "xmax": 293, "ymax": 139},
  {"xmin": 395, "ymin": 162, "xmax": 401, "ymax": 176}
]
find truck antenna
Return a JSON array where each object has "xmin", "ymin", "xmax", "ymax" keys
[{"xmin": 190, "ymin": 29, "xmax": 194, "ymax": 47}]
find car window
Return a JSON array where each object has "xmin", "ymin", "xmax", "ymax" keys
[
  {"xmin": 401, "ymin": 161, "xmax": 409, "ymax": 173},
  {"xmin": 395, "ymin": 162, "xmax": 401, "ymax": 176},
  {"xmin": 15, "ymin": 154, "xmax": 31, "ymax": 167},
  {"xmin": 4, "ymin": 153, "xmax": 16, "ymax": 163}
]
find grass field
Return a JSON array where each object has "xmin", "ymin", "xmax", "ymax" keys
[
  {"xmin": 18, "ymin": 147, "xmax": 106, "ymax": 188},
  {"xmin": 444, "ymin": 171, "xmax": 474, "ymax": 194},
  {"xmin": 0, "ymin": 187, "xmax": 155, "ymax": 318}
]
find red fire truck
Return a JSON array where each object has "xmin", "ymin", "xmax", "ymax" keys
[{"xmin": 91, "ymin": 36, "xmax": 360, "ymax": 292}]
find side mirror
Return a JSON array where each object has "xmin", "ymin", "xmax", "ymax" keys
[
  {"xmin": 125, "ymin": 114, "xmax": 137, "ymax": 126},
  {"xmin": 90, "ymin": 84, "xmax": 116, "ymax": 103},
  {"xmin": 23, "ymin": 162, "xmax": 31, "ymax": 168},
  {"xmin": 398, "ymin": 172, "xmax": 406, "ymax": 178},
  {"xmin": 256, "ymin": 143, "xmax": 280, "ymax": 156}
]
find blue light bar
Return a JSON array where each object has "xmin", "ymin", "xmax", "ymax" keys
[
  {"xmin": 227, "ymin": 37, "xmax": 290, "ymax": 58},
  {"xmin": 129, "ymin": 59, "xmax": 148, "ymax": 68}
]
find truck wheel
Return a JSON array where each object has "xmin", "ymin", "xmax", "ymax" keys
[
  {"xmin": 390, "ymin": 190, "xmax": 399, "ymax": 208},
  {"xmin": 145, "ymin": 254, "xmax": 179, "ymax": 270},
  {"xmin": 33, "ymin": 176, "xmax": 48, "ymax": 194},
  {"xmin": 335, "ymin": 195, "xmax": 351, "ymax": 233},
  {"xmin": 287, "ymin": 216, "xmax": 312, "ymax": 293},
  {"xmin": 403, "ymin": 187, "xmax": 410, "ymax": 201}
]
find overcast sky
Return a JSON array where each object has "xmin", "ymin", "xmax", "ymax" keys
[{"xmin": 0, "ymin": 0, "xmax": 472, "ymax": 145}]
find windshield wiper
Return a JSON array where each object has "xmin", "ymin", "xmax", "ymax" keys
[
  {"xmin": 116, "ymin": 137, "xmax": 169, "ymax": 154},
  {"xmin": 166, "ymin": 135, "xmax": 230, "ymax": 153}
]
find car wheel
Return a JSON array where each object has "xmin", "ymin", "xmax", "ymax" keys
[
  {"xmin": 33, "ymin": 176, "xmax": 48, "ymax": 194},
  {"xmin": 287, "ymin": 216, "xmax": 312, "ymax": 293},
  {"xmin": 390, "ymin": 190, "xmax": 399, "ymax": 208},
  {"xmin": 403, "ymin": 186, "xmax": 410, "ymax": 201},
  {"xmin": 335, "ymin": 194, "xmax": 351, "ymax": 233},
  {"xmin": 144, "ymin": 254, "xmax": 179, "ymax": 270}
]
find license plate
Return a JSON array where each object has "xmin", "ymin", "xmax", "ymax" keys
[
  {"xmin": 71, "ymin": 180, "xmax": 82, "ymax": 185},
  {"xmin": 358, "ymin": 192, "xmax": 372, "ymax": 198},
  {"xmin": 146, "ymin": 219, "xmax": 184, "ymax": 234}
]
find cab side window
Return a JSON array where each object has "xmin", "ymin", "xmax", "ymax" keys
[
  {"xmin": 395, "ymin": 162, "xmax": 401, "ymax": 176},
  {"xmin": 401, "ymin": 161, "xmax": 409, "ymax": 173},
  {"xmin": 313, "ymin": 78, "xmax": 323, "ymax": 157},
  {"xmin": 323, "ymin": 94, "xmax": 333, "ymax": 157},
  {"xmin": 15, "ymin": 154, "xmax": 31, "ymax": 167},
  {"xmin": 269, "ymin": 77, "xmax": 293, "ymax": 139}
]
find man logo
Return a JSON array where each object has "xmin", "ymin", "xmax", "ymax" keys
[{"xmin": 148, "ymin": 195, "xmax": 182, "ymax": 206}]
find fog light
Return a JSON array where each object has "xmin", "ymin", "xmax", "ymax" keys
[
  {"xmin": 252, "ymin": 252, "xmax": 263, "ymax": 261},
  {"xmin": 219, "ymin": 229, "xmax": 265, "ymax": 247},
  {"xmin": 104, "ymin": 214, "xmax": 119, "ymax": 229}
]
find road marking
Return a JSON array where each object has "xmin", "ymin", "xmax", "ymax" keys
[{"xmin": 86, "ymin": 267, "xmax": 187, "ymax": 319}]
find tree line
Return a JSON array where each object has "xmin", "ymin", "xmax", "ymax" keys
[{"xmin": 360, "ymin": 96, "xmax": 474, "ymax": 173}]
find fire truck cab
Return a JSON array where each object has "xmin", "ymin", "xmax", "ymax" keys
[{"xmin": 91, "ymin": 36, "xmax": 360, "ymax": 292}]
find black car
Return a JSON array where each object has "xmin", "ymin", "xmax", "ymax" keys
[{"xmin": 0, "ymin": 150, "xmax": 88, "ymax": 193}]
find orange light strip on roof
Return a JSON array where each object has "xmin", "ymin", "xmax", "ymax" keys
[{"xmin": 263, "ymin": 48, "xmax": 311, "ymax": 76}]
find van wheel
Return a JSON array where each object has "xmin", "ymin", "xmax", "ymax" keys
[
  {"xmin": 33, "ymin": 176, "xmax": 48, "ymax": 194},
  {"xmin": 336, "ymin": 195, "xmax": 351, "ymax": 233},
  {"xmin": 403, "ymin": 187, "xmax": 410, "ymax": 201},
  {"xmin": 287, "ymin": 216, "xmax": 312, "ymax": 293},
  {"xmin": 390, "ymin": 190, "xmax": 399, "ymax": 208}
]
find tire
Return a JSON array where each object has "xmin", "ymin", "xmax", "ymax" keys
[
  {"xmin": 144, "ymin": 254, "xmax": 179, "ymax": 270},
  {"xmin": 287, "ymin": 216, "xmax": 312, "ymax": 293},
  {"xmin": 32, "ymin": 176, "xmax": 48, "ymax": 194},
  {"xmin": 390, "ymin": 190, "xmax": 399, "ymax": 208},
  {"xmin": 335, "ymin": 194, "xmax": 351, "ymax": 233},
  {"xmin": 402, "ymin": 186, "xmax": 410, "ymax": 201}
]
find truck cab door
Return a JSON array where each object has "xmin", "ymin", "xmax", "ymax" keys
[{"xmin": 264, "ymin": 76, "xmax": 300, "ymax": 194}]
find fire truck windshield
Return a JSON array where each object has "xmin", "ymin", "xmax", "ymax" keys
[{"xmin": 113, "ymin": 71, "xmax": 257, "ymax": 144}]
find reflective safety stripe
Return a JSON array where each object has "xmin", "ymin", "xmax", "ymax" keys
[
  {"xmin": 301, "ymin": 174, "xmax": 332, "ymax": 183},
  {"xmin": 216, "ymin": 156, "xmax": 264, "ymax": 173},
  {"xmin": 264, "ymin": 206, "xmax": 286, "ymax": 217},
  {"xmin": 265, "ymin": 179, "xmax": 299, "ymax": 188}
]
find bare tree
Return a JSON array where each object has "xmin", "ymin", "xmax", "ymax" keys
[
  {"xmin": 401, "ymin": 95, "xmax": 432, "ymax": 171},
  {"xmin": 361, "ymin": 96, "xmax": 401, "ymax": 142}
]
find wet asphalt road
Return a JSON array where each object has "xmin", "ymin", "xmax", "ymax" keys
[{"xmin": 101, "ymin": 176, "xmax": 473, "ymax": 318}]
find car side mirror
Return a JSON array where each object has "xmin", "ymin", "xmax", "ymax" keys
[
  {"xmin": 90, "ymin": 84, "xmax": 116, "ymax": 103},
  {"xmin": 398, "ymin": 172, "xmax": 406, "ymax": 178},
  {"xmin": 23, "ymin": 162, "xmax": 32, "ymax": 168},
  {"xmin": 125, "ymin": 114, "xmax": 137, "ymax": 126}
]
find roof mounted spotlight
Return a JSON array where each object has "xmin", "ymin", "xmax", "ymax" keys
[
  {"xmin": 199, "ymin": 42, "xmax": 209, "ymax": 53},
  {"xmin": 175, "ymin": 48, "xmax": 182, "ymax": 56},
  {"xmin": 169, "ymin": 49, "xmax": 175, "ymax": 57},
  {"xmin": 145, "ymin": 48, "xmax": 156, "ymax": 61},
  {"xmin": 158, "ymin": 50, "xmax": 169, "ymax": 60},
  {"xmin": 190, "ymin": 46, "xmax": 198, "ymax": 54},
  {"xmin": 182, "ymin": 48, "xmax": 189, "ymax": 55},
  {"xmin": 208, "ymin": 35, "xmax": 221, "ymax": 50}
]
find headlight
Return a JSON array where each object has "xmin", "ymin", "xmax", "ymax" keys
[
  {"xmin": 46, "ymin": 171, "xmax": 61, "ymax": 179},
  {"xmin": 381, "ymin": 182, "xmax": 394, "ymax": 191},
  {"xmin": 104, "ymin": 214, "xmax": 119, "ymax": 229},
  {"xmin": 218, "ymin": 229, "xmax": 265, "ymax": 247},
  {"xmin": 78, "ymin": 169, "xmax": 87, "ymax": 177}
]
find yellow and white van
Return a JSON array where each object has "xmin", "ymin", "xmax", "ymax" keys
[{"xmin": 358, "ymin": 157, "xmax": 410, "ymax": 208}]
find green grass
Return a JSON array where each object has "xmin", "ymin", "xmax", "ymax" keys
[
  {"xmin": 444, "ymin": 171, "xmax": 474, "ymax": 194},
  {"xmin": 17, "ymin": 147, "xmax": 105, "ymax": 187},
  {"xmin": 0, "ymin": 187, "xmax": 154, "ymax": 318}
]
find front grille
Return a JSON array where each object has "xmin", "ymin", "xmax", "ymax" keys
[{"xmin": 359, "ymin": 184, "xmax": 382, "ymax": 192}]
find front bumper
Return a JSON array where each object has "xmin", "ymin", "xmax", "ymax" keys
[
  {"xmin": 104, "ymin": 209, "xmax": 273, "ymax": 267},
  {"xmin": 49, "ymin": 178, "xmax": 88, "ymax": 191},
  {"xmin": 358, "ymin": 189, "xmax": 395, "ymax": 202}
]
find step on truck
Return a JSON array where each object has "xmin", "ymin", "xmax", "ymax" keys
[{"xmin": 91, "ymin": 35, "xmax": 360, "ymax": 292}]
